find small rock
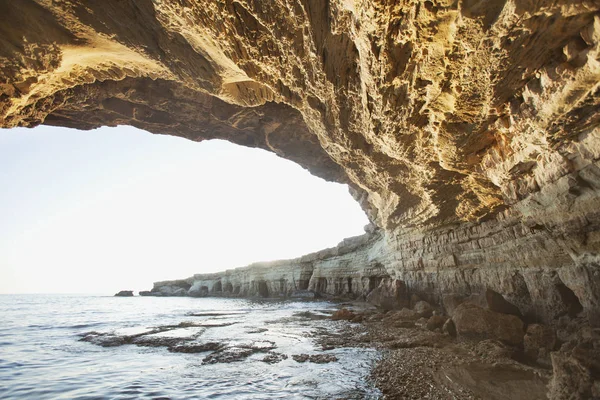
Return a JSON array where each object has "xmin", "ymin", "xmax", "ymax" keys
[
  {"xmin": 415, "ymin": 317, "xmax": 429, "ymax": 328},
  {"xmin": 413, "ymin": 301, "xmax": 433, "ymax": 318},
  {"xmin": 262, "ymin": 352, "xmax": 288, "ymax": 364},
  {"xmin": 309, "ymin": 354, "xmax": 338, "ymax": 364},
  {"xmin": 351, "ymin": 314, "xmax": 364, "ymax": 323},
  {"xmin": 292, "ymin": 354, "xmax": 310, "ymax": 363},
  {"xmin": 331, "ymin": 308, "xmax": 356, "ymax": 321},
  {"xmin": 426, "ymin": 315, "xmax": 447, "ymax": 331}
]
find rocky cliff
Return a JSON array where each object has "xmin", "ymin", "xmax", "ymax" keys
[{"xmin": 1, "ymin": 1, "xmax": 600, "ymax": 392}]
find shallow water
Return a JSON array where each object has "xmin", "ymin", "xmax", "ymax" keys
[{"xmin": 0, "ymin": 294, "xmax": 380, "ymax": 399}]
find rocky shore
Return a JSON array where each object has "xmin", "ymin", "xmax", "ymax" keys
[
  {"xmin": 328, "ymin": 300, "xmax": 599, "ymax": 400},
  {"xmin": 141, "ymin": 239, "xmax": 599, "ymax": 399}
]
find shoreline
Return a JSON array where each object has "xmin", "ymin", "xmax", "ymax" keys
[{"xmin": 117, "ymin": 292, "xmax": 598, "ymax": 399}]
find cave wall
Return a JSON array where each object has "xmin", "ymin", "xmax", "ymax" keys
[{"xmin": 1, "ymin": 1, "xmax": 600, "ymax": 325}]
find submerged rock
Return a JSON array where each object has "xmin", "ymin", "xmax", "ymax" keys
[
  {"xmin": 292, "ymin": 354, "xmax": 337, "ymax": 364},
  {"xmin": 261, "ymin": 352, "xmax": 288, "ymax": 364}
]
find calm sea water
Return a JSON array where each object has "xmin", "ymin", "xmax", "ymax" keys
[{"xmin": 0, "ymin": 294, "xmax": 380, "ymax": 399}]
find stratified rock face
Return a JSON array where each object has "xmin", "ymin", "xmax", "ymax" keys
[{"xmin": 1, "ymin": 2, "xmax": 599, "ymax": 326}]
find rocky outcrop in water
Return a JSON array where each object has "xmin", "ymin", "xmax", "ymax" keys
[{"xmin": 114, "ymin": 290, "xmax": 134, "ymax": 297}]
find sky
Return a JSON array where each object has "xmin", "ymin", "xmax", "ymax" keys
[{"xmin": 0, "ymin": 125, "xmax": 368, "ymax": 294}]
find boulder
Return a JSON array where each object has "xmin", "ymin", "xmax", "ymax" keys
[
  {"xmin": 483, "ymin": 288, "xmax": 522, "ymax": 317},
  {"xmin": 426, "ymin": 314, "xmax": 447, "ymax": 331},
  {"xmin": 114, "ymin": 290, "xmax": 133, "ymax": 297},
  {"xmin": 452, "ymin": 303, "xmax": 524, "ymax": 345},
  {"xmin": 331, "ymin": 308, "xmax": 356, "ymax": 321},
  {"xmin": 413, "ymin": 300, "xmax": 433, "ymax": 318},
  {"xmin": 443, "ymin": 289, "xmax": 521, "ymax": 318},
  {"xmin": 396, "ymin": 308, "xmax": 419, "ymax": 320}
]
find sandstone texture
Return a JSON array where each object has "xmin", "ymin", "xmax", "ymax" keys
[{"xmin": 2, "ymin": 1, "xmax": 600, "ymax": 397}]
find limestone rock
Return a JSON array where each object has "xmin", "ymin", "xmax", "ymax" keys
[
  {"xmin": 114, "ymin": 290, "xmax": 133, "ymax": 297},
  {"xmin": 452, "ymin": 303, "xmax": 524, "ymax": 345}
]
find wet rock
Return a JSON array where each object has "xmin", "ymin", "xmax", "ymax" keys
[
  {"xmin": 413, "ymin": 301, "xmax": 433, "ymax": 318},
  {"xmin": 168, "ymin": 342, "xmax": 224, "ymax": 354},
  {"xmin": 292, "ymin": 354, "xmax": 310, "ymax": 363},
  {"xmin": 79, "ymin": 332, "xmax": 128, "ymax": 347},
  {"xmin": 114, "ymin": 290, "xmax": 134, "ymax": 297},
  {"xmin": 331, "ymin": 308, "xmax": 356, "ymax": 321},
  {"xmin": 308, "ymin": 354, "xmax": 338, "ymax": 364},
  {"xmin": 524, "ymin": 324, "xmax": 557, "ymax": 366},
  {"xmin": 202, "ymin": 341, "xmax": 276, "ymax": 364},
  {"xmin": 291, "ymin": 353, "xmax": 337, "ymax": 363},
  {"xmin": 426, "ymin": 315, "xmax": 447, "ymax": 331},
  {"xmin": 202, "ymin": 347, "xmax": 256, "ymax": 364},
  {"xmin": 452, "ymin": 303, "xmax": 524, "ymax": 345},
  {"xmin": 261, "ymin": 352, "xmax": 288, "ymax": 364},
  {"xmin": 442, "ymin": 319, "xmax": 457, "ymax": 337}
]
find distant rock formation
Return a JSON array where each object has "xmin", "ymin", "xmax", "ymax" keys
[{"xmin": 114, "ymin": 290, "xmax": 134, "ymax": 297}]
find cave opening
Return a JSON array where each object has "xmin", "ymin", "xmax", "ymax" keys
[
  {"xmin": 212, "ymin": 280, "xmax": 222, "ymax": 293},
  {"xmin": 555, "ymin": 283, "xmax": 584, "ymax": 317},
  {"xmin": 0, "ymin": 124, "xmax": 368, "ymax": 294},
  {"xmin": 257, "ymin": 280, "xmax": 269, "ymax": 297}
]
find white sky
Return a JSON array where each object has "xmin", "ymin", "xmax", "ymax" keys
[{"xmin": 0, "ymin": 125, "xmax": 368, "ymax": 294}]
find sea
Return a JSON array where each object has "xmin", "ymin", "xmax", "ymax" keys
[{"xmin": 0, "ymin": 294, "xmax": 381, "ymax": 399}]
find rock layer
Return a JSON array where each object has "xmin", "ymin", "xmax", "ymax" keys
[{"xmin": 1, "ymin": 1, "xmax": 599, "ymax": 328}]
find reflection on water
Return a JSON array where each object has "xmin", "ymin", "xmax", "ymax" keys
[{"xmin": 0, "ymin": 294, "xmax": 380, "ymax": 399}]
